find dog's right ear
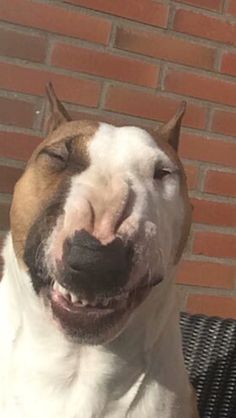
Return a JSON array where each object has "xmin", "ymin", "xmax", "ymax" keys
[
  {"xmin": 154, "ymin": 101, "xmax": 186, "ymax": 152},
  {"xmin": 43, "ymin": 82, "xmax": 71, "ymax": 134}
]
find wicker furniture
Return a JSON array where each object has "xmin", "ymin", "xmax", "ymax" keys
[{"xmin": 180, "ymin": 313, "xmax": 236, "ymax": 418}]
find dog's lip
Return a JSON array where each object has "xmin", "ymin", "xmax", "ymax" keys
[
  {"xmin": 49, "ymin": 274, "xmax": 163, "ymax": 340},
  {"xmin": 51, "ymin": 291, "xmax": 121, "ymax": 315},
  {"xmin": 50, "ymin": 273, "xmax": 163, "ymax": 315}
]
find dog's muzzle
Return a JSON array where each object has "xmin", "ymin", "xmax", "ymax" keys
[
  {"xmin": 24, "ymin": 218, "xmax": 162, "ymax": 344},
  {"xmin": 57, "ymin": 229, "xmax": 132, "ymax": 298}
]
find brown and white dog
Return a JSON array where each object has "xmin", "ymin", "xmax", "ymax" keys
[{"xmin": 0, "ymin": 84, "xmax": 199, "ymax": 418}]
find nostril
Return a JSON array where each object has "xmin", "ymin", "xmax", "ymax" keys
[
  {"xmin": 66, "ymin": 230, "xmax": 102, "ymax": 272},
  {"xmin": 61, "ymin": 229, "xmax": 132, "ymax": 294},
  {"xmin": 65, "ymin": 229, "xmax": 131, "ymax": 273},
  {"xmin": 71, "ymin": 229, "xmax": 103, "ymax": 252}
]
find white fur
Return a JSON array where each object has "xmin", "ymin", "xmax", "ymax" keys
[{"xmin": 0, "ymin": 123, "xmax": 194, "ymax": 417}]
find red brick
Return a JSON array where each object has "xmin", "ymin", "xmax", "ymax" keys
[
  {"xmin": 0, "ymin": 238, "xmax": 4, "ymax": 269},
  {"xmin": 0, "ymin": 237, "xmax": 4, "ymax": 274},
  {"xmin": 187, "ymin": 294, "xmax": 236, "ymax": 319},
  {"xmin": 204, "ymin": 170, "xmax": 236, "ymax": 198},
  {"xmin": 70, "ymin": 109, "xmax": 123, "ymax": 126},
  {"xmin": 221, "ymin": 52, "xmax": 236, "ymax": 77},
  {"xmin": 0, "ymin": 0, "xmax": 111, "ymax": 45},
  {"xmin": 177, "ymin": 260, "xmax": 235, "ymax": 289},
  {"xmin": 165, "ymin": 69, "xmax": 236, "ymax": 107},
  {"xmin": 212, "ymin": 109, "xmax": 236, "ymax": 137},
  {"xmin": 0, "ymin": 97, "xmax": 35, "ymax": 129},
  {"xmin": 51, "ymin": 43, "xmax": 159, "ymax": 88},
  {"xmin": 227, "ymin": 0, "xmax": 236, "ymax": 17},
  {"xmin": 115, "ymin": 27, "xmax": 216, "ymax": 70},
  {"xmin": 0, "ymin": 166, "xmax": 23, "ymax": 194},
  {"xmin": 0, "ymin": 239, "xmax": 4, "ymax": 252},
  {"xmin": 184, "ymin": 164, "xmax": 199, "ymax": 190},
  {"xmin": 0, "ymin": 237, "xmax": 6, "ymax": 277},
  {"xmin": 0, "ymin": 203, "xmax": 10, "ymax": 230},
  {"xmin": 174, "ymin": 9, "xmax": 236, "ymax": 46},
  {"xmin": 0, "ymin": 62, "xmax": 101, "ymax": 107},
  {"xmin": 193, "ymin": 231, "xmax": 236, "ymax": 259},
  {"xmin": 179, "ymin": 133, "xmax": 236, "ymax": 169},
  {"xmin": 191, "ymin": 198, "xmax": 236, "ymax": 227},
  {"xmin": 70, "ymin": 109, "xmax": 160, "ymax": 132},
  {"xmin": 0, "ymin": 27, "xmax": 46, "ymax": 63},
  {"xmin": 105, "ymin": 86, "xmax": 207, "ymax": 129},
  {"xmin": 64, "ymin": 0, "xmax": 169, "ymax": 28},
  {"xmin": 175, "ymin": 0, "xmax": 222, "ymax": 11},
  {"xmin": 0, "ymin": 132, "xmax": 41, "ymax": 161},
  {"xmin": 211, "ymin": 110, "xmax": 236, "ymax": 136}
]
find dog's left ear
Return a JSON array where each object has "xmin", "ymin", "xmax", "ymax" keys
[
  {"xmin": 155, "ymin": 101, "xmax": 186, "ymax": 152},
  {"xmin": 43, "ymin": 82, "xmax": 72, "ymax": 134}
]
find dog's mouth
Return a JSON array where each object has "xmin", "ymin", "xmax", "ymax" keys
[
  {"xmin": 25, "ymin": 224, "xmax": 163, "ymax": 342},
  {"xmin": 48, "ymin": 274, "xmax": 163, "ymax": 344}
]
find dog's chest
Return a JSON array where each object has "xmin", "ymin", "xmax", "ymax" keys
[
  {"xmin": 0, "ymin": 333, "xmax": 193, "ymax": 418},
  {"xmin": 0, "ymin": 299, "xmax": 194, "ymax": 418},
  {"xmin": 0, "ymin": 346, "xmax": 184, "ymax": 418},
  {"xmin": 0, "ymin": 334, "xmax": 146, "ymax": 418},
  {"xmin": 2, "ymin": 371, "xmax": 185, "ymax": 418},
  {"xmin": 2, "ymin": 368, "xmax": 148, "ymax": 418}
]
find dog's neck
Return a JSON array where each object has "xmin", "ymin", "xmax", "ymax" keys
[{"xmin": 0, "ymin": 235, "xmax": 192, "ymax": 418}]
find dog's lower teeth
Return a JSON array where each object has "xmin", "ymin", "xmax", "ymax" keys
[
  {"xmin": 53, "ymin": 281, "xmax": 118, "ymax": 308},
  {"xmin": 70, "ymin": 293, "xmax": 78, "ymax": 303},
  {"xmin": 54, "ymin": 282, "xmax": 69, "ymax": 298},
  {"xmin": 80, "ymin": 299, "xmax": 89, "ymax": 307}
]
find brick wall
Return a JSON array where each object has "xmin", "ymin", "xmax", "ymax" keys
[{"xmin": 0, "ymin": 0, "xmax": 236, "ymax": 318}]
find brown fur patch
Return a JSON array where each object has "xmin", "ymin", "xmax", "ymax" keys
[{"xmin": 10, "ymin": 120, "xmax": 99, "ymax": 264}]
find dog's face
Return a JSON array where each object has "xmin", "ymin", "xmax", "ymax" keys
[{"xmin": 10, "ymin": 84, "xmax": 191, "ymax": 344}]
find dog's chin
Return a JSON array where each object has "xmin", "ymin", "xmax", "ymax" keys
[
  {"xmin": 50, "ymin": 290, "xmax": 137, "ymax": 345},
  {"xmin": 40, "ymin": 274, "xmax": 163, "ymax": 345}
]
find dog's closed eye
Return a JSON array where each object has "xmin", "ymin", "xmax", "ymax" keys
[
  {"xmin": 38, "ymin": 145, "xmax": 69, "ymax": 170},
  {"xmin": 153, "ymin": 167, "xmax": 171, "ymax": 181},
  {"xmin": 43, "ymin": 149, "xmax": 67, "ymax": 162}
]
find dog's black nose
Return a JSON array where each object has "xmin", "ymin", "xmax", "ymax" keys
[{"xmin": 61, "ymin": 230, "xmax": 132, "ymax": 296}]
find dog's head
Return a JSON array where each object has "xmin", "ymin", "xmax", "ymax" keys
[{"xmin": 10, "ymin": 83, "xmax": 191, "ymax": 344}]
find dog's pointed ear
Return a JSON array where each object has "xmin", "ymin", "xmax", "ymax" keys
[
  {"xmin": 155, "ymin": 101, "xmax": 186, "ymax": 152},
  {"xmin": 44, "ymin": 82, "xmax": 71, "ymax": 134}
]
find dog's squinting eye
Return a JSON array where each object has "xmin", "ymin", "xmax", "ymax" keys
[
  {"xmin": 153, "ymin": 167, "xmax": 171, "ymax": 180},
  {"xmin": 44, "ymin": 149, "xmax": 66, "ymax": 162},
  {"xmin": 39, "ymin": 147, "xmax": 69, "ymax": 170}
]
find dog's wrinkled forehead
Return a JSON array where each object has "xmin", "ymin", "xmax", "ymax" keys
[
  {"xmin": 32, "ymin": 116, "xmax": 180, "ymax": 177},
  {"xmin": 10, "ymin": 83, "xmax": 189, "ymax": 263}
]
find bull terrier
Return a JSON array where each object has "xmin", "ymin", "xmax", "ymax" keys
[{"xmin": 0, "ymin": 83, "xmax": 199, "ymax": 418}]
